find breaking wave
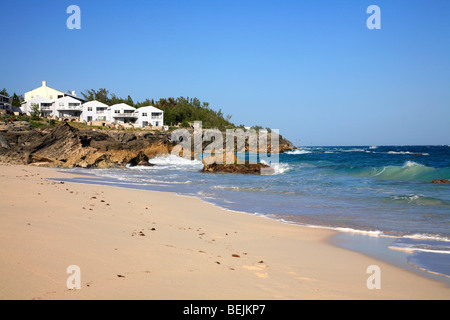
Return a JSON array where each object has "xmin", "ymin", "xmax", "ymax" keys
[
  {"xmin": 147, "ymin": 154, "xmax": 203, "ymax": 171},
  {"xmin": 350, "ymin": 161, "xmax": 450, "ymax": 181},
  {"xmin": 285, "ymin": 149, "xmax": 312, "ymax": 155}
]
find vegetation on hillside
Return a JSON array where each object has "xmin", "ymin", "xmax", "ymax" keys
[
  {"xmin": 0, "ymin": 88, "xmax": 24, "ymax": 108},
  {"xmin": 81, "ymin": 88, "xmax": 235, "ymax": 130}
]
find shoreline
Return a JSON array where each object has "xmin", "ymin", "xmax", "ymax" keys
[
  {"xmin": 53, "ymin": 167, "xmax": 450, "ymax": 283},
  {"xmin": 0, "ymin": 164, "xmax": 449, "ymax": 299}
]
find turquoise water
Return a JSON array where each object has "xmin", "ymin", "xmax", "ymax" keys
[{"xmin": 60, "ymin": 145, "xmax": 450, "ymax": 280}]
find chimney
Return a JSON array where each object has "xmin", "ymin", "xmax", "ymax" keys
[
  {"xmin": 71, "ymin": 91, "xmax": 76, "ymax": 96},
  {"xmin": 42, "ymin": 81, "xmax": 47, "ymax": 87}
]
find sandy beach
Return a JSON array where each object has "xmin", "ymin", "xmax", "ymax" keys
[{"xmin": 0, "ymin": 163, "xmax": 448, "ymax": 300}]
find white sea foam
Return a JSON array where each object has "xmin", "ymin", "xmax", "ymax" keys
[
  {"xmin": 260, "ymin": 160, "xmax": 290, "ymax": 174},
  {"xmin": 148, "ymin": 154, "xmax": 203, "ymax": 170},
  {"xmin": 403, "ymin": 160, "xmax": 423, "ymax": 168},
  {"xmin": 341, "ymin": 148, "xmax": 366, "ymax": 152},
  {"xmin": 333, "ymin": 227, "xmax": 384, "ymax": 237},
  {"xmin": 403, "ymin": 234, "xmax": 450, "ymax": 242},
  {"xmin": 388, "ymin": 151, "xmax": 429, "ymax": 155},
  {"xmin": 285, "ymin": 149, "xmax": 311, "ymax": 155},
  {"xmin": 373, "ymin": 167, "xmax": 386, "ymax": 176},
  {"xmin": 391, "ymin": 194, "xmax": 422, "ymax": 202},
  {"xmin": 388, "ymin": 245, "xmax": 450, "ymax": 255}
]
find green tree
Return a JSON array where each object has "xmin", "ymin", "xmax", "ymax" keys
[
  {"xmin": 11, "ymin": 93, "xmax": 24, "ymax": 108},
  {"xmin": 30, "ymin": 104, "xmax": 41, "ymax": 121}
]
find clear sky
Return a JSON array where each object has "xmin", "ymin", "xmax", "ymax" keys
[{"xmin": 1, "ymin": 0, "xmax": 449, "ymax": 146}]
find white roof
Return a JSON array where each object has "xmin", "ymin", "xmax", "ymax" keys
[
  {"xmin": 110, "ymin": 103, "xmax": 136, "ymax": 111},
  {"xmin": 137, "ymin": 106, "xmax": 163, "ymax": 113},
  {"xmin": 83, "ymin": 100, "xmax": 109, "ymax": 108},
  {"xmin": 24, "ymin": 95, "xmax": 52, "ymax": 104},
  {"xmin": 54, "ymin": 96, "xmax": 82, "ymax": 104}
]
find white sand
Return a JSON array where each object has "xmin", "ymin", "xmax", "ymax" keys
[{"xmin": 0, "ymin": 164, "xmax": 448, "ymax": 300}]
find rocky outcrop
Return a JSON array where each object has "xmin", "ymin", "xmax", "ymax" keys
[
  {"xmin": 0, "ymin": 123, "xmax": 174, "ymax": 168},
  {"xmin": 431, "ymin": 179, "xmax": 450, "ymax": 184},
  {"xmin": 0, "ymin": 122, "xmax": 295, "ymax": 171},
  {"xmin": 0, "ymin": 121, "xmax": 33, "ymax": 132},
  {"xmin": 202, "ymin": 162, "xmax": 274, "ymax": 175},
  {"xmin": 201, "ymin": 155, "xmax": 274, "ymax": 175}
]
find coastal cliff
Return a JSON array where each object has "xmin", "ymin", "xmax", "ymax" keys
[
  {"xmin": 0, "ymin": 122, "xmax": 172, "ymax": 168},
  {"xmin": 0, "ymin": 122, "xmax": 295, "ymax": 171}
]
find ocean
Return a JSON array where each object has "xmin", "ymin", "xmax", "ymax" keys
[{"xmin": 59, "ymin": 145, "xmax": 450, "ymax": 282}]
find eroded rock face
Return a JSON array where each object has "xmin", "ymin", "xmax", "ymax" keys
[
  {"xmin": 0, "ymin": 122, "xmax": 295, "ymax": 171},
  {"xmin": 0, "ymin": 123, "xmax": 173, "ymax": 168}
]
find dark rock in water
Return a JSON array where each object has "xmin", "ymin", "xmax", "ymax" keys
[
  {"xmin": 201, "ymin": 155, "xmax": 274, "ymax": 175},
  {"xmin": 128, "ymin": 151, "xmax": 155, "ymax": 167},
  {"xmin": 202, "ymin": 162, "xmax": 274, "ymax": 175},
  {"xmin": 431, "ymin": 179, "xmax": 450, "ymax": 184}
]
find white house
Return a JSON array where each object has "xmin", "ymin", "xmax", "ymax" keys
[
  {"xmin": 109, "ymin": 103, "xmax": 138, "ymax": 125},
  {"xmin": 24, "ymin": 80, "xmax": 86, "ymax": 103},
  {"xmin": 24, "ymin": 81, "xmax": 66, "ymax": 102},
  {"xmin": 81, "ymin": 100, "xmax": 110, "ymax": 123},
  {"xmin": 54, "ymin": 96, "xmax": 83, "ymax": 120},
  {"xmin": 137, "ymin": 106, "xmax": 164, "ymax": 128},
  {"xmin": 20, "ymin": 96, "xmax": 53, "ymax": 116}
]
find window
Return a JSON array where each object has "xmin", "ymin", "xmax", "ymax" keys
[
  {"xmin": 87, "ymin": 116, "xmax": 92, "ymax": 122},
  {"xmin": 87, "ymin": 107, "xmax": 93, "ymax": 111},
  {"xmin": 68, "ymin": 103, "xmax": 80, "ymax": 107},
  {"xmin": 115, "ymin": 110, "xmax": 120, "ymax": 114},
  {"xmin": 142, "ymin": 113, "xmax": 147, "ymax": 117}
]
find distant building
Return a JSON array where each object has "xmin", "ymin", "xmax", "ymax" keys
[
  {"xmin": 0, "ymin": 94, "xmax": 12, "ymax": 113},
  {"xmin": 20, "ymin": 81, "xmax": 164, "ymax": 129},
  {"xmin": 137, "ymin": 106, "xmax": 164, "ymax": 128},
  {"xmin": 109, "ymin": 103, "xmax": 138, "ymax": 125},
  {"xmin": 20, "ymin": 96, "xmax": 53, "ymax": 116},
  {"xmin": 24, "ymin": 81, "xmax": 86, "ymax": 104},
  {"xmin": 54, "ymin": 96, "xmax": 83, "ymax": 121},
  {"xmin": 81, "ymin": 100, "xmax": 110, "ymax": 123},
  {"xmin": 24, "ymin": 81, "xmax": 65, "ymax": 102}
]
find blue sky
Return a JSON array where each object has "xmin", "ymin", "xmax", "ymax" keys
[{"xmin": 1, "ymin": 0, "xmax": 449, "ymax": 146}]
